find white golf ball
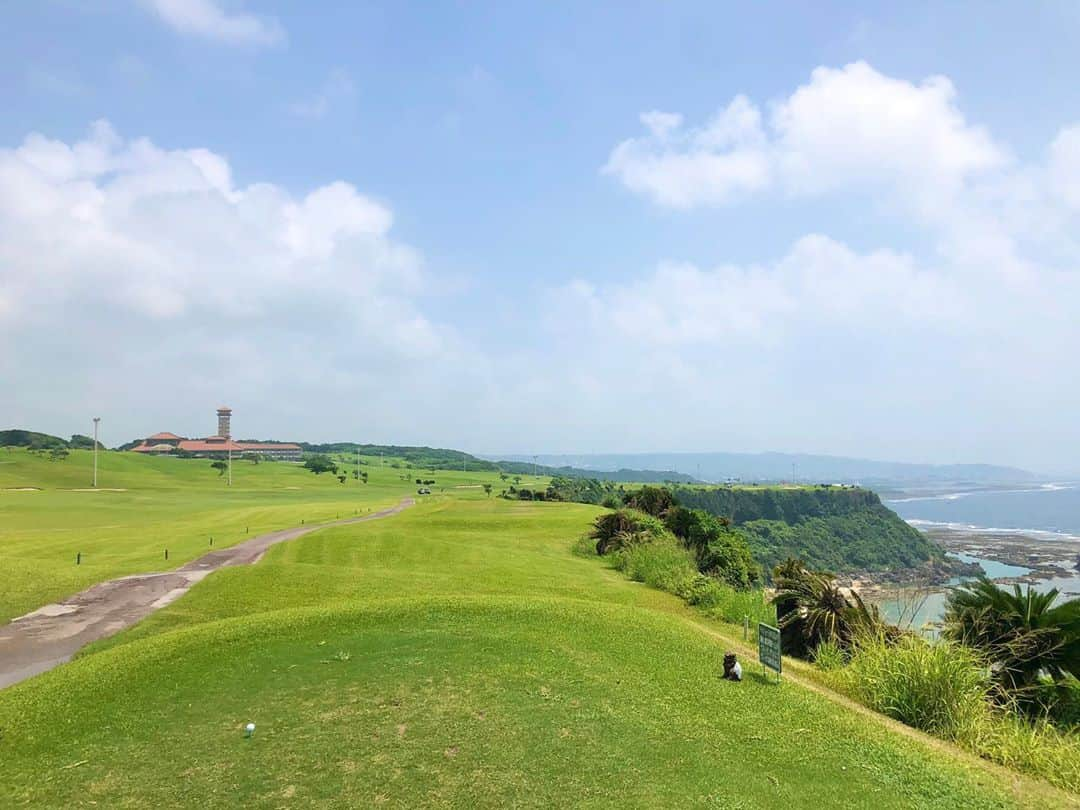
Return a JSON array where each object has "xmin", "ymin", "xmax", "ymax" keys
[{"xmin": 246, "ymin": 723, "xmax": 255, "ymax": 732}]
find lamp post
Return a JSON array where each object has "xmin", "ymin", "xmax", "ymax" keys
[{"xmin": 92, "ymin": 417, "xmax": 100, "ymax": 488}]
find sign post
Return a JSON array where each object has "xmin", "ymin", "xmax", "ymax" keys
[{"xmin": 758, "ymin": 623, "xmax": 782, "ymax": 683}]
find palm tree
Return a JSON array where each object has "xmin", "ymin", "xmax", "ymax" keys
[
  {"xmin": 772, "ymin": 560, "xmax": 894, "ymax": 656},
  {"xmin": 773, "ymin": 567, "xmax": 852, "ymax": 650},
  {"xmin": 772, "ymin": 558, "xmax": 811, "ymax": 657},
  {"xmin": 944, "ymin": 577, "xmax": 1080, "ymax": 700}
]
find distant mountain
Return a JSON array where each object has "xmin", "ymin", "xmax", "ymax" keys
[{"xmin": 488, "ymin": 452, "xmax": 1037, "ymax": 486}]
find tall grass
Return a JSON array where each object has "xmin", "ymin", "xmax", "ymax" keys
[
  {"xmin": 608, "ymin": 538, "xmax": 775, "ymax": 632},
  {"xmin": 812, "ymin": 638, "xmax": 847, "ymax": 672},
  {"xmin": 832, "ymin": 631, "xmax": 1080, "ymax": 792},
  {"xmin": 838, "ymin": 632, "xmax": 990, "ymax": 739}
]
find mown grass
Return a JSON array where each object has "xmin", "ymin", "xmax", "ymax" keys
[
  {"xmin": 1, "ymin": 595, "xmax": 1026, "ymax": 808},
  {"xmin": 0, "ymin": 457, "xmax": 1071, "ymax": 806},
  {"xmin": 0, "ymin": 448, "xmax": 518, "ymax": 621}
]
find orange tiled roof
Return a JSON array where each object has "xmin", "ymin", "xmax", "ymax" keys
[{"xmin": 177, "ymin": 439, "xmax": 245, "ymax": 452}]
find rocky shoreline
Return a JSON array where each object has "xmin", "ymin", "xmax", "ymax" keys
[
  {"xmin": 837, "ymin": 548, "xmax": 980, "ymax": 591},
  {"xmin": 844, "ymin": 526, "xmax": 1080, "ymax": 604},
  {"xmin": 925, "ymin": 527, "xmax": 1080, "ymax": 593}
]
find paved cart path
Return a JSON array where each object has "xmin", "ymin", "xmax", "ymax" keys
[{"xmin": 0, "ymin": 497, "xmax": 415, "ymax": 690}]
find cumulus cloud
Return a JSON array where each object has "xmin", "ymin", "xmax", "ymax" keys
[
  {"xmin": 591, "ymin": 62, "xmax": 1080, "ymax": 467},
  {"xmin": 5, "ymin": 61, "xmax": 1080, "ymax": 468},
  {"xmin": 604, "ymin": 96, "xmax": 771, "ymax": 207},
  {"xmin": 0, "ymin": 121, "xmax": 473, "ymax": 441},
  {"xmin": 604, "ymin": 62, "xmax": 1004, "ymax": 213},
  {"xmin": 140, "ymin": 0, "xmax": 285, "ymax": 47}
]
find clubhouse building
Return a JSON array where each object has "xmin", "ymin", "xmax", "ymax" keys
[{"xmin": 130, "ymin": 407, "xmax": 302, "ymax": 462}]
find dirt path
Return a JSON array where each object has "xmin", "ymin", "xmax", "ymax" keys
[{"xmin": 0, "ymin": 497, "xmax": 415, "ymax": 690}]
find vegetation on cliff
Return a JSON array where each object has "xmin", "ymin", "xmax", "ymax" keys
[{"xmin": 673, "ymin": 485, "xmax": 941, "ymax": 575}]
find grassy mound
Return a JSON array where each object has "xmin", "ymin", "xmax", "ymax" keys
[
  {"xmin": 1, "ymin": 597, "xmax": 1021, "ymax": 808},
  {"xmin": 0, "ymin": 460, "xmax": 1068, "ymax": 806}
]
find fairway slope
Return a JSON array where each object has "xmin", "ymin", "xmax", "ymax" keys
[
  {"xmin": 0, "ymin": 596, "xmax": 1031, "ymax": 808},
  {"xmin": 0, "ymin": 498, "xmax": 414, "ymax": 689},
  {"xmin": 1, "ymin": 482, "xmax": 1073, "ymax": 807}
]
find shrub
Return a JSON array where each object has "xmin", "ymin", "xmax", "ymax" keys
[
  {"xmin": 610, "ymin": 543, "xmax": 775, "ymax": 629},
  {"xmin": 613, "ymin": 537, "xmax": 698, "ymax": 593},
  {"xmin": 600, "ymin": 493, "xmax": 622, "ymax": 510},
  {"xmin": 623, "ymin": 485, "xmax": 676, "ymax": 517},
  {"xmin": 590, "ymin": 509, "xmax": 669, "ymax": 555},
  {"xmin": 665, "ymin": 506, "xmax": 760, "ymax": 589}
]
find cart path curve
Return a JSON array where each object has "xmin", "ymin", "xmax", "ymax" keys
[{"xmin": 0, "ymin": 497, "xmax": 415, "ymax": 690}]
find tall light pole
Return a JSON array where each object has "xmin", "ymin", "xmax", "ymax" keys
[
  {"xmin": 356, "ymin": 446, "xmax": 360, "ymax": 483},
  {"xmin": 227, "ymin": 443, "xmax": 233, "ymax": 486},
  {"xmin": 92, "ymin": 417, "xmax": 100, "ymax": 488}
]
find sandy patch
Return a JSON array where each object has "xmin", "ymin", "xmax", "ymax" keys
[
  {"xmin": 67, "ymin": 488, "xmax": 128, "ymax": 492},
  {"xmin": 454, "ymin": 484, "xmax": 483, "ymax": 489},
  {"xmin": 3, "ymin": 487, "xmax": 41, "ymax": 491}
]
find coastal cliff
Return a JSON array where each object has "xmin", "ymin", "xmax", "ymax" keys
[{"xmin": 672, "ymin": 485, "xmax": 944, "ymax": 577}]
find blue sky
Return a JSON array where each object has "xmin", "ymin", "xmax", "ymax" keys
[{"xmin": 2, "ymin": 1, "xmax": 1079, "ymax": 472}]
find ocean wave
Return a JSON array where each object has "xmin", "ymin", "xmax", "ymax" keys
[
  {"xmin": 906, "ymin": 518, "xmax": 1080, "ymax": 543},
  {"xmin": 887, "ymin": 483, "xmax": 1080, "ymax": 504}
]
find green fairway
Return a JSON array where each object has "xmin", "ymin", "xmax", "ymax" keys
[
  {"xmin": 0, "ymin": 470, "xmax": 1064, "ymax": 807},
  {"xmin": 0, "ymin": 448, "xmax": 542, "ymax": 622}
]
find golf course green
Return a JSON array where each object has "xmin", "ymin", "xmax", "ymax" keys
[{"xmin": 0, "ymin": 449, "xmax": 1070, "ymax": 807}]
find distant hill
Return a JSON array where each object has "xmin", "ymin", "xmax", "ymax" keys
[
  {"xmin": 298, "ymin": 442, "xmax": 697, "ymax": 482},
  {"xmin": 0, "ymin": 430, "xmax": 100, "ymax": 451},
  {"xmin": 495, "ymin": 462, "xmax": 698, "ymax": 484},
  {"xmin": 492, "ymin": 451, "xmax": 1036, "ymax": 486}
]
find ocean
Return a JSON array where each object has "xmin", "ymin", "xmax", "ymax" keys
[
  {"xmin": 886, "ymin": 483, "xmax": 1080, "ymax": 539},
  {"xmin": 877, "ymin": 483, "xmax": 1080, "ymax": 629}
]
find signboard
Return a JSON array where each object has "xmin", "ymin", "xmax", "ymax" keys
[{"xmin": 758, "ymin": 623, "xmax": 782, "ymax": 679}]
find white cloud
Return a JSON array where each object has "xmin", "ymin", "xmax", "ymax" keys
[
  {"xmin": 1049, "ymin": 125, "xmax": 1080, "ymax": 209},
  {"xmin": 140, "ymin": 0, "xmax": 285, "ymax": 46},
  {"xmin": 288, "ymin": 69, "xmax": 355, "ymax": 120},
  {"xmin": 0, "ymin": 121, "xmax": 476, "ymax": 442},
  {"xmin": 589, "ymin": 63, "xmax": 1080, "ymax": 467},
  {"xmin": 604, "ymin": 61, "xmax": 1004, "ymax": 212},
  {"xmin": 604, "ymin": 96, "xmax": 770, "ymax": 207}
]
